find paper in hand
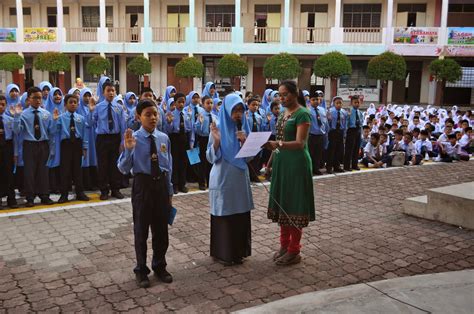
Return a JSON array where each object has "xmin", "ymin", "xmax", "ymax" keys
[
  {"xmin": 186, "ymin": 147, "xmax": 201, "ymax": 165},
  {"xmin": 235, "ymin": 132, "xmax": 272, "ymax": 158}
]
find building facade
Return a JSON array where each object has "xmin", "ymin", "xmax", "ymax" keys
[{"xmin": 0, "ymin": 0, "xmax": 473, "ymax": 105}]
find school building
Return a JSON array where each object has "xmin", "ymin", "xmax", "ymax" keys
[{"xmin": 0, "ymin": 0, "xmax": 473, "ymax": 105}]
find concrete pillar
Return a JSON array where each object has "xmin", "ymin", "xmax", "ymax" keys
[
  {"xmin": 386, "ymin": 0, "xmax": 393, "ymax": 47},
  {"xmin": 56, "ymin": 0, "xmax": 64, "ymax": 43},
  {"xmin": 439, "ymin": 0, "xmax": 449, "ymax": 45},
  {"xmin": 119, "ymin": 55, "xmax": 127, "ymax": 93},
  {"xmin": 189, "ymin": 0, "xmax": 195, "ymax": 27},
  {"xmin": 235, "ymin": 0, "xmax": 241, "ymax": 27},
  {"xmin": 16, "ymin": 0, "xmax": 24, "ymax": 43},
  {"xmin": 332, "ymin": 0, "xmax": 343, "ymax": 44}
]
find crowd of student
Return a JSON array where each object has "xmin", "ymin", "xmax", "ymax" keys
[{"xmin": 0, "ymin": 78, "xmax": 472, "ymax": 210}]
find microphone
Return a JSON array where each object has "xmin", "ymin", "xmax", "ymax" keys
[{"xmin": 236, "ymin": 119, "xmax": 242, "ymax": 131}]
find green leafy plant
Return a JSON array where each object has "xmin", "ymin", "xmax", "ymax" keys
[
  {"xmin": 34, "ymin": 52, "xmax": 71, "ymax": 86},
  {"xmin": 175, "ymin": 56, "xmax": 204, "ymax": 78},
  {"xmin": 429, "ymin": 58, "xmax": 462, "ymax": 106},
  {"xmin": 0, "ymin": 54, "xmax": 25, "ymax": 73},
  {"xmin": 313, "ymin": 51, "xmax": 352, "ymax": 98},
  {"xmin": 127, "ymin": 56, "xmax": 152, "ymax": 94},
  {"xmin": 217, "ymin": 54, "xmax": 248, "ymax": 90},
  {"xmin": 86, "ymin": 56, "xmax": 111, "ymax": 80},
  {"xmin": 263, "ymin": 53, "xmax": 302, "ymax": 82},
  {"xmin": 367, "ymin": 51, "xmax": 407, "ymax": 106}
]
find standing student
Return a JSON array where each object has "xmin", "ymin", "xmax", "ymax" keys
[
  {"xmin": 326, "ymin": 96, "xmax": 347, "ymax": 174},
  {"xmin": 0, "ymin": 95, "xmax": 18, "ymax": 209},
  {"xmin": 261, "ymin": 101, "xmax": 281, "ymax": 168},
  {"xmin": 38, "ymin": 81, "xmax": 53, "ymax": 108},
  {"xmin": 161, "ymin": 86, "xmax": 176, "ymax": 109},
  {"xmin": 207, "ymin": 93, "xmax": 254, "ymax": 266},
  {"xmin": 259, "ymin": 89, "xmax": 273, "ymax": 116},
  {"xmin": 124, "ymin": 92, "xmax": 137, "ymax": 114},
  {"xmin": 308, "ymin": 91, "xmax": 328, "ymax": 175},
  {"xmin": 13, "ymin": 94, "xmax": 28, "ymax": 194},
  {"xmin": 344, "ymin": 95, "xmax": 363, "ymax": 171},
  {"xmin": 97, "ymin": 76, "xmax": 111, "ymax": 103},
  {"xmin": 13, "ymin": 87, "xmax": 56, "ymax": 207},
  {"xmin": 90, "ymin": 82, "xmax": 126, "ymax": 200},
  {"xmin": 5, "ymin": 84, "xmax": 20, "ymax": 115},
  {"xmin": 165, "ymin": 93, "xmax": 194, "ymax": 194},
  {"xmin": 194, "ymin": 96, "xmax": 216, "ymax": 190},
  {"xmin": 57, "ymin": 94, "xmax": 90, "ymax": 203},
  {"xmin": 246, "ymin": 97, "xmax": 264, "ymax": 182},
  {"xmin": 263, "ymin": 81, "xmax": 314, "ymax": 266},
  {"xmin": 185, "ymin": 91, "xmax": 202, "ymax": 183},
  {"xmin": 202, "ymin": 81, "xmax": 219, "ymax": 100},
  {"xmin": 118, "ymin": 99, "xmax": 174, "ymax": 288}
]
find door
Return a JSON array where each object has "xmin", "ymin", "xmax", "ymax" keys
[
  {"xmin": 416, "ymin": 12, "xmax": 426, "ymax": 27},
  {"xmin": 299, "ymin": 12, "xmax": 309, "ymax": 42},
  {"xmin": 167, "ymin": 58, "xmax": 193, "ymax": 94},
  {"xmin": 396, "ymin": 12, "xmax": 408, "ymax": 27},
  {"xmin": 253, "ymin": 66, "xmax": 266, "ymax": 96},
  {"xmin": 406, "ymin": 70, "xmax": 421, "ymax": 103}
]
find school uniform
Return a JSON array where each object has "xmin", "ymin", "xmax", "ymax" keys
[
  {"xmin": 344, "ymin": 107, "xmax": 363, "ymax": 170},
  {"xmin": 194, "ymin": 110, "xmax": 216, "ymax": 188},
  {"xmin": 261, "ymin": 112, "xmax": 278, "ymax": 166},
  {"xmin": 13, "ymin": 106, "xmax": 56, "ymax": 203},
  {"xmin": 362, "ymin": 142, "xmax": 383, "ymax": 167},
  {"xmin": 400, "ymin": 141, "xmax": 421, "ymax": 165},
  {"xmin": 57, "ymin": 111, "xmax": 88, "ymax": 197},
  {"xmin": 165, "ymin": 107, "xmax": 194, "ymax": 193},
  {"xmin": 327, "ymin": 107, "xmax": 347, "ymax": 172},
  {"xmin": 246, "ymin": 110, "xmax": 264, "ymax": 181},
  {"xmin": 415, "ymin": 139, "xmax": 434, "ymax": 160},
  {"xmin": 91, "ymin": 98, "xmax": 127, "ymax": 195},
  {"xmin": 0, "ymin": 113, "xmax": 17, "ymax": 208},
  {"xmin": 117, "ymin": 127, "xmax": 173, "ymax": 276},
  {"xmin": 5, "ymin": 84, "xmax": 20, "ymax": 116},
  {"xmin": 186, "ymin": 99, "xmax": 202, "ymax": 183},
  {"xmin": 308, "ymin": 105, "xmax": 328, "ymax": 174}
]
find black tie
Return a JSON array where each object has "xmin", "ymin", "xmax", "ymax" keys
[
  {"xmin": 336, "ymin": 110, "xmax": 341, "ymax": 130},
  {"xmin": 194, "ymin": 107, "xmax": 198, "ymax": 122},
  {"xmin": 33, "ymin": 109, "xmax": 41, "ymax": 140},
  {"xmin": 70, "ymin": 113, "xmax": 76, "ymax": 142},
  {"xmin": 0, "ymin": 116, "xmax": 5, "ymax": 146},
  {"xmin": 252, "ymin": 113, "xmax": 258, "ymax": 132},
  {"xmin": 315, "ymin": 108, "xmax": 322, "ymax": 127},
  {"xmin": 179, "ymin": 112, "xmax": 185, "ymax": 134},
  {"xmin": 209, "ymin": 113, "xmax": 213, "ymax": 125},
  {"xmin": 355, "ymin": 109, "xmax": 360, "ymax": 128},
  {"xmin": 108, "ymin": 102, "xmax": 114, "ymax": 132},
  {"xmin": 150, "ymin": 134, "xmax": 161, "ymax": 180}
]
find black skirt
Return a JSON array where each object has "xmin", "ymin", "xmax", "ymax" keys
[{"xmin": 210, "ymin": 211, "xmax": 251, "ymax": 263}]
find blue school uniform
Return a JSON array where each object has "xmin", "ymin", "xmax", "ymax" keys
[
  {"xmin": 164, "ymin": 107, "xmax": 195, "ymax": 147},
  {"xmin": 247, "ymin": 110, "xmax": 264, "ymax": 132},
  {"xmin": 13, "ymin": 106, "xmax": 55, "ymax": 152},
  {"xmin": 309, "ymin": 106, "xmax": 329, "ymax": 136},
  {"xmin": 91, "ymin": 98, "xmax": 127, "ymax": 139},
  {"xmin": 194, "ymin": 110, "xmax": 217, "ymax": 137},
  {"xmin": 45, "ymin": 88, "xmax": 65, "ymax": 168},
  {"xmin": 0, "ymin": 112, "xmax": 14, "ymax": 141},
  {"xmin": 38, "ymin": 81, "xmax": 53, "ymax": 107},
  {"xmin": 124, "ymin": 92, "xmax": 137, "ymax": 114},
  {"xmin": 56, "ymin": 111, "xmax": 88, "ymax": 150},
  {"xmin": 346, "ymin": 107, "xmax": 364, "ymax": 130},
  {"xmin": 97, "ymin": 76, "xmax": 111, "ymax": 103},
  {"xmin": 202, "ymin": 81, "xmax": 219, "ymax": 99},
  {"xmin": 76, "ymin": 88, "xmax": 97, "ymax": 167},
  {"xmin": 5, "ymin": 84, "xmax": 20, "ymax": 116},
  {"xmin": 161, "ymin": 85, "xmax": 176, "ymax": 108},
  {"xmin": 328, "ymin": 107, "xmax": 348, "ymax": 131}
]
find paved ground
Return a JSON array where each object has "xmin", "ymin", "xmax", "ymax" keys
[{"xmin": 0, "ymin": 161, "xmax": 474, "ymax": 313}]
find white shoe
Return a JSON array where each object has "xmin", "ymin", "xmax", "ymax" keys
[
  {"xmin": 434, "ymin": 156, "xmax": 442, "ymax": 162},
  {"xmin": 368, "ymin": 163, "xmax": 375, "ymax": 168}
]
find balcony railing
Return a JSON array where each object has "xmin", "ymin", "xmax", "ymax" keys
[
  {"xmin": 244, "ymin": 27, "xmax": 280, "ymax": 43},
  {"xmin": 108, "ymin": 27, "xmax": 141, "ymax": 43},
  {"xmin": 293, "ymin": 27, "xmax": 331, "ymax": 43},
  {"xmin": 66, "ymin": 28, "xmax": 98, "ymax": 42},
  {"xmin": 198, "ymin": 27, "xmax": 232, "ymax": 42},
  {"xmin": 343, "ymin": 27, "xmax": 382, "ymax": 43},
  {"xmin": 152, "ymin": 27, "xmax": 186, "ymax": 42}
]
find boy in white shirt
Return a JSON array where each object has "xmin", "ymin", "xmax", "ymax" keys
[
  {"xmin": 415, "ymin": 130, "xmax": 434, "ymax": 161},
  {"xmin": 362, "ymin": 133, "xmax": 385, "ymax": 168},
  {"xmin": 401, "ymin": 132, "xmax": 419, "ymax": 165}
]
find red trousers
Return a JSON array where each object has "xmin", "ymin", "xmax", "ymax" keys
[{"xmin": 280, "ymin": 226, "xmax": 302, "ymax": 254}]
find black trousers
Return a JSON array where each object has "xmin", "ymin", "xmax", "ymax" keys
[
  {"xmin": 308, "ymin": 134, "xmax": 324, "ymax": 173},
  {"xmin": 196, "ymin": 135, "xmax": 211, "ymax": 187},
  {"xmin": 49, "ymin": 167, "xmax": 61, "ymax": 192},
  {"xmin": 82, "ymin": 166, "xmax": 98, "ymax": 190},
  {"xmin": 132, "ymin": 174, "xmax": 170, "ymax": 275},
  {"xmin": 170, "ymin": 132, "xmax": 189, "ymax": 189},
  {"xmin": 96, "ymin": 134, "xmax": 121, "ymax": 193},
  {"xmin": 60, "ymin": 139, "xmax": 84, "ymax": 195},
  {"xmin": 344, "ymin": 128, "xmax": 361, "ymax": 170},
  {"xmin": 0, "ymin": 140, "xmax": 15, "ymax": 200},
  {"xmin": 326, "ymin": 129, "xmax": 344, "ymax": 170},
  {"xmin": 23, "ymin": 140, "xmax": 50, "ymax": 200}
]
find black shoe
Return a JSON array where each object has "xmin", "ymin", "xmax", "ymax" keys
[
  {"xmin": 334, "ymin": 168, "xmax": 345, "ymax": 173},
  {"xmin": 343, "ymin": 168, "xmax": 352, "ymax": 172},
  {"xmin": 135, "ymin": 273, "xmax": 150, "ymax": 288},
  {"xmin": 154, "ymin": 268, "xmax": 173, "ymax": 283},
  {"xmin": 25, "ymin": 200, "xmax": 35, "ymax": 207},
  {"xmin": 57, "ymin": 195, "xmax": 69, "ymax": 204},
  {"xmin": 100, "ymin": 193, "xmax": 109, "ymax": 201},
  {"xmin": 233, "ymin": 258, "xmax": 244, "ymax": 265},
  {"xmin": 179, "ymin": 186, "xmax": 188, "ymax": 193},
  {"xmin": 41, "ymin": 197, "xmax": 54, "ymax": 205},
  {"xmin": 76, "ymin": 193, "xmax": 90, "ymax": 201},
  {"xmin": 7, "ymin": 200, "xmax": 19, "ymax": 209},
  {"xmin": 198, "ymin": 184, "xmax": 206, "ymax": 191},
  {"xmin": 326, "ymin": 168, "xmax": 333, "ymax": 174},
  {"xmin": 352, "ymin": 166, "xmax": 361, "ymax": 171},
  {"xmin": 111, "ymin": 190, "xmax": 124, "ymax": 199}
]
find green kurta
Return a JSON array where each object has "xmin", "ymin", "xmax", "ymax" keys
[{"xmin": 267, "ymin": 107, "xmax": 315, "ymax": 228}]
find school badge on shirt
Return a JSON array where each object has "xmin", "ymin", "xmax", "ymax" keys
[
  {"xmin": 151, "ymin": 153, "xmax": 158, "ymax": 161},
  {"xmin": 160, "ymin": 143, "xmax": 167, "ymax": 153}
]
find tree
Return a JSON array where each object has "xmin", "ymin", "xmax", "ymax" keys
[
  {"xmin": 313, "ymin": 51, "xmax": 352, "ymax": 98},
  {"xmin": 429, "ymin": 58, "xmax": 462, "ymax": 106},
  {"xmin": 263, "ymin": 53, "xmax": 302, "ymax": 82},
  {"xmin": 127, "ymin": 56, "xmax": 152, "ymax": 94},
  {"xmin": 0, "ymin": 54, "xmax": 25, "ymax": 73},
  {"xmin": 217, "ymin": 54, "xmax": 248, "ymax": 91},
  {"xmin": 86, "ymin": 56, "xmax": 111, "ymax": 82},
  {"xmin": 175, "ymin": 56, "xmax": 204, "ymax": 93},
  {"xmin": 34, "ymin": 52, "xmax": 71, "ymax": 86},
  {"xmin": 367, "ymin": 51, "xmax": 406, "ymax": 106}
]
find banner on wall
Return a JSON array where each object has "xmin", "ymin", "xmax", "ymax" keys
[
  {"xmin": 0, "ymin": 28, "xmax": 16, "ymax": 42},
  {"xmin": 338, "ymin": 88, "xmax": 379, "ymax": 102},
  {"xmin": 447, "ymin": 27, "xmax": 474, "ymax": 45},
  {"xmin": 393, "ymin": 27, "xmax": 438, "ymax": 44},
  {"xmin": 24, "ymin": 28, "xmax": 57, "ymax": 42}
]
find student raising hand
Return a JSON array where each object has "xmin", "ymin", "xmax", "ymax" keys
[
  {"xmin": 88, "ymin": 96, "xmax": 97, "ymax": 112},
  {"xmin": 53, "ymin": 108, "xmax": 60, "ymax": 120},
  {"xmin": 210, "ymin": 121, "xmax": 220, "ymax": 150},
  {"xmin": 11, "ymin": 103, "xmax": 22, "ymax": 116},
  {"xmin": 124, "ymin": 129, "xmax": 136, "ymax": 150}
]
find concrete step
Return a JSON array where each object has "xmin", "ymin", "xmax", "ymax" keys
[{"xmin": 402, "ymin": 195, "xmax": 428, "ymax": 217}]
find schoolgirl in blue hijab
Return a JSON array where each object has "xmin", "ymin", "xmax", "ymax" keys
[
  {"xmin": 124, "ymin": 92, "xmax": 137, "ymax": 113},
  {"xmin": 202, "ymin": 81, "xmax": 219, "ymax": 100},
  {"xmin": 97, "ymin": 76, "xmax": 111, "ymax": 103},
  {"xmin": 38, "ymin": 81, "xmax": 53, "ymax": 107},
  {"xmin": 46, "ymin": 87, "xmax": 65, "ymax": 192},
  {"xmin": 45, "ymin": 87, "xmax": 65, "ymax": 114},
  {"xmin": 161, "ymin": 85, "xmax": 176, "ymax": 108},
  {"xmin": 20, "ymin": 92, "xmax": 28, "ymax": 109},
  {"xmin": 5, "ymin": 84, "xmax": 20, "ymax": 114}
]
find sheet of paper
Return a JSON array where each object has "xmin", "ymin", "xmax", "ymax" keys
[
  {"xmin": 186, "ymin": 147, "xmax": 201, "ymax": 165},
  {"xmin": 235, "ymin": 132, "xmax": 272, "ymax": 159}
]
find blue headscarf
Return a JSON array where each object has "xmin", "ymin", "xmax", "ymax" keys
[
  {"xmin": 6, "ymin": 83, "xmax": 20, "ymax": 108},
  {"xmin": 77, "ymin": 88, "xmax": 92, "ymax": 117},
  {"xmin": 124, "ymin": 92, "xmax": 137, "ymax": 113},
  {"xmin": 218, "ymin": 94, "xmax": 250, "ymax": 170},
  {"xmin": 270, "ymin": 91, "xmax": 279, "ymax": 103},
  {"xmin": 113, "ymin": 95, "xmax": 124, "ymax": 110},
  {"xmin": 68, "ymin": 87, "xmax": 80, "ymax": 95},
  {"xmin": 46, "ymin": 87, "xmax": 64, "ymax": 114},
  {"xmin": 186, "ymin": 91, "xmax": 200, "ymax": 107},
  {"xmin": 20, "ymin": 92, "xmax": 28, "ymax": 109},
  {"xmin": 97, "ymin": 76, "xmax": 111, "ymax": 103},
  {"xmin": 235, "ymin": 91, "xmax": 243, "ymax": 99},
  {"xmin": 202, "ymin": 81, "xmax": 219, "ymax": 99},
  {"xmin": 38, "ymin": 81, "xmax": 53, "ymax": 105},
  {"xmin": 302, "ymin": 90, "xmax": 310, "ymax": 106},
  {"xmin": 161, "ymin": 85, "xmax": 176, "ymax": 107},
  {"xmin": 261, "ymin": 88, "xmax": 273, "ymax": 111},
  {"xmin": 212, "ymin": 98, "xmax": 222, "ymax": 115}
]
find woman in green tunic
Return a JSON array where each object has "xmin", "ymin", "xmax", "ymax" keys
[{"xmin": 263, "ymin": 80, "xmax": 315, "ymax": 266}]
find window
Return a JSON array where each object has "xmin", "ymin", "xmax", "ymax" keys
[
  {"xmin": 82, "ymin": 6, "xmax": 113, "ymax": 28},
  {"xmin": 449, "ymin": 4, "xmax": 474, "ymax": 13},
  {"xmin": 301, "ymin": 4, "xmax": 328, "ymax": 13},
  {"xmin": 255, "ymin": 5, "xmax": 281, "ymax": 14},
  {"xmin": 125, "ymin": 6, "xmax": 144, "ymax": 14},
  {"xmin": 339, "ymin": 61, "xmax": 377, "ymax": 88},
  {"xmin": 397, "ymin": 4, "xmax": 427, "ymax": 13},
  {"xmin": 343, "ymin": 4, "xmax": 381, "ymax": 28},
  {"xmin": 47, "ymin": 7, "xmax": 69, "ymax": 27},
  {"xmin": 167, "ymin": 6, "xmax": 189, "ymax": 14},
  {"xmin": 10, "ymin": 7, "xmax": 31, "ymax": 15},
  {"xmin": 205, "ymin": 5, "xmax": 235, "ymax": 28}
]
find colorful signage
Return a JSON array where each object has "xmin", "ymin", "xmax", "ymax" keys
[
  {"xmin": 393, "ymin": 27, "xmax": 438, "ymax": 44},
  {"xmin": 0, "ymin": 28, "xmax": 16, "ymax": 42},
  {"xmin": 24, "ymin": 28, "xmax": 57, "ymax": 42},
  {"xmin": 338, "ymin": 88, "xmax": 379, "ymax": 102},
  {"xmin": 447, "ymin": 27, "xmax": 474, "ymax": 45}
]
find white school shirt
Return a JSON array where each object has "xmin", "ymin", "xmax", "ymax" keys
[
  {"xmin": 414, "ymin": 139, "xmax": 433, "ymax": 155},
  {"xmin": 364, "ymin": 142, "xmax": 383, "ymax": 158},
  {"xmin": 459, "ymin": 134, "xmax": 470, "ymax": 147}
]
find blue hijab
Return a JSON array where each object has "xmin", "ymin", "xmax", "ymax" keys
[
  {"xmin": 212, "ymin": 98, "xmax": 222, "ymax": 115},
  {"xmin": 261, "ymin": 88, "xmax": 273, "ymax": 111},
  {"xmin": 186, "ymin": 91, "xmax": 200, "ymax": 107},
  {"xmin": 68, "ymin": 87, "xmax": 80, "ymax": 95},
  {"xmin": 202, "ymin": 81, "xmax": 219, "ymax": 99},
  {"xmin": 6, "ymin": 83, "xmax": 20, "ymax": 108},
  {"xmin": 270, "ymin": 91, "xmax": 279, "ymax": 103},
  {"xmin": 302, "ymin": 90, "xmax": 310, "ymax": 106},
  {"xmin": 113, "ymin": 95, "xmax": 124, "ymax": 111},
  {"xmin": 124, "ymin": 92, "xmax": 137, "ymax": 113},
  {"xmin": 97, "ymin": 76, "xmax": 111, "ymax": 103},
  {"xmin": 161, "ymin": 85, "xmax": 176, "ymax": 107},
  {"xmin": 38, "ymin": 81, "xmax": 53, "ymax": 104},
  {"xmin": 218, "ymin": 94, "xmax": 250, "ymax": 170},
  {"xmin": 77, "ymin": 88, "xmax": 92, "ymax": 117},
  {"xmin": 46, "ymin": 87, "xmax": 64, "ymax": 114},
  {"xmin": 20, "ymin": 92, "xmax": 28, "ymax": 109}
]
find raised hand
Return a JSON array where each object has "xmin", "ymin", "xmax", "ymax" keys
[
  {"xmin": 166, "ymin": 112, "xmax": 174, "ymax": 124},
  {"xmin": 53, "ymin": 108, "xmax": 60, "ymax": 120},
  {"xmin": 210, "ymin": 122, "xmax": 220, "ymax": 144},
  {"xmin": 199, "ymin": 114, "xmax": 204, "ymax": 124},
  {"xmin": 88, "ymin": 97, "xmax": 97, "ymax": 112},
  {"xmin": 267, "ymin": 113, "xmax": 272, "ymax": 122},
  {"xmin": 124, "ymin": 129, "xmax": 136, "ymax": 150},
  {"xmin": 13, "ymin": 104, "xmax": 23, "ymax": 116}
]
